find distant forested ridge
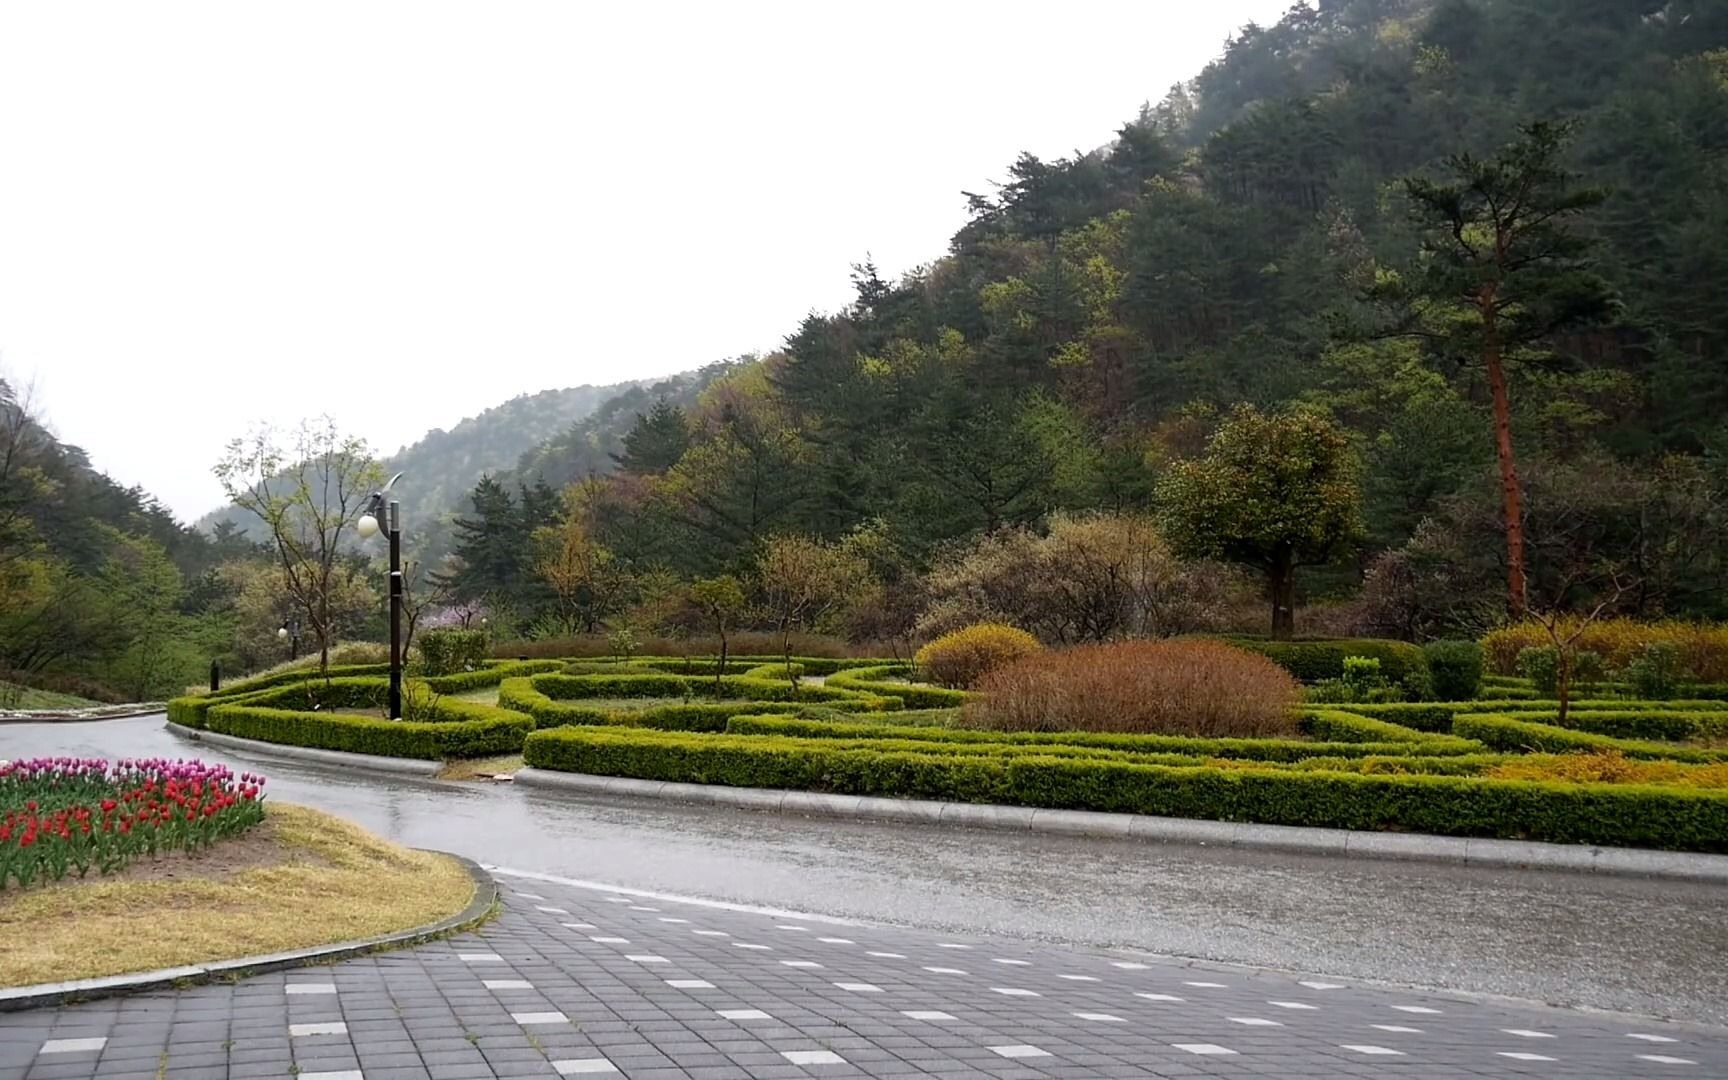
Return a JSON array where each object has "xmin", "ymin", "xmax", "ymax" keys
[
  {"xmin": 435, "ymin": 0, "xmax": 1728, "ymax": 639},
  {"xmin": 197, "ymin": 379, "xmax": 643, "ymax": 545}
]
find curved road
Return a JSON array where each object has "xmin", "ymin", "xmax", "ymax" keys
[{"xmin": 9, "ymin": 715, "xmax": 1728, "ymax": 1027}]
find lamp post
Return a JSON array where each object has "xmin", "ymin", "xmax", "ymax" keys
[
  {"xmin": 359, "ymin": 471, "xmax": 405, "ymax": 720},
  {"xmin": 277, "ymin": 615, "xmax": 301, "ymax": 661}
]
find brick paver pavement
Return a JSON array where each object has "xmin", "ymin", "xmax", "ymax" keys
[{"xmin": 3, "ymin": 867, "xmax": 1723, "ymax": 1080}]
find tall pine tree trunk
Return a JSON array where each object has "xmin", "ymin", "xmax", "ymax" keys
[{"xmin": 1481, "ymin": 286, "xmax": 1527, "ymax": 620}]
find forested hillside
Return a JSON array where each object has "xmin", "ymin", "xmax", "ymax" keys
[
  {"xmin": 437, "ymin": 0, "xmax": 1728, "ymax": 644},
  {"xmin": 0, "ymin": 379, "xmax": 262, "ymax": 699},
  {"xmin": 15, "ymin": 0, "xmax": 1728, "ymax": 698}
]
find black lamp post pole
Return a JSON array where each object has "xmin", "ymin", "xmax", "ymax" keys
[{"xmin": 388, "ymin": 499, "xmax": 403, "ymax": 720}]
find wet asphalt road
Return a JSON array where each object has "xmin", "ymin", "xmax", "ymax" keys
[{"xmin": 6, "ymin": 715, "xmax": 1728, "ymax": 1028}]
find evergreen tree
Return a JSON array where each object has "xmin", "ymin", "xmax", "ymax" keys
[{"xmin": 613, "ymin": 400, "xmax": 693, "ymax": 474}]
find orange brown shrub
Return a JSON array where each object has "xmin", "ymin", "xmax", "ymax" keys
[{"xmin": 962, "ymin": 639, "xmax": 1301, "ymax": 738}]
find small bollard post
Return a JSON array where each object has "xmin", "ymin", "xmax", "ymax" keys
[{"xmin": 209, "ymin": 659, "xmax": 221, "ymax": 693}]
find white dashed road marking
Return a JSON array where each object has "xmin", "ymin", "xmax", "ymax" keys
[
  {"xmin": 39, "ymin": 1039, "xmax": 107, "ymax": 1054},
  {"xmin": 1637, "ymin": 1055, "xmax": 1697, "ymax": 1065},
  {"xmin": 289, "ymin": 1023, "xmax": 347, "ymax": 1037}
]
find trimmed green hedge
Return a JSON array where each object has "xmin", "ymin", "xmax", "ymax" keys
[
  {"xmin": 498, "ymin": 677, "xmax": 855, "ymax": 732},
  {"xmin": 521, "ymin": 726, "xmax": 1728, "ymax": 852},
  {"xmin": 719, "ymin": 714, "xmax": 1482, "ymax": 761},
  {"xmin": 1224, "ymin": 637, "xmax": 1428, "ymax": 685},
  {"xmin": 1505, "ymin": 709, "xmax": 1728, "ymax": 742},
  {"xmin": 208, "ymin": 702, "xmax": 531, "ymax": 759},
  {"xmin": 422, "ymin": 660, "xmax": 565, "ymax": 694},
  {"xmin": 826, "ymin": 664, "xmax": 969, "ymax": 708},
  {"xmin": 1302, "ymin": 709, "xmax": 1436, "ymax": 744},
  {"xmin": 1342, "ymin": 699, "xmax": 1728, "ymax": 735},
  {"xmin": 202, "ymin": 663, "xmax": 393, "ymax": 698},
  {"xmin": 633, "ymin": 655, "xmax": 885, "ymax": 677},
  {"xmin": 741, "ymin": 662, "xmax": 805, "ymax": 681},
  {"xmin": 1453, "ymin": 714, "xmax": 1728, "ymax": 763},
  {"xmin": 522, "ymin": 671, "xmax": 892, "ymax": 710}
]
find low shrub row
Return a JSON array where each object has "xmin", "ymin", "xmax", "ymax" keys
[
  {"xmin": 1302, "ymin": 709, "xmax": 1438, "ymax": 745},
  {"xmin": 205, "ymin": 663, "xmax": 393, "ymax": 698},
  {"xmin": 629, "ymin": 655, "xmax": 883, "ymax": 677},
  {"xmin": 421, "ymin": 660, "xmax": 565, "ymax": 694},
  {"xmin": 498, "ymin": 677, "xmax": 828, "ymax": 732},
  {"xmin": 1224, "ymin": 637, "xmax": 1428, "ymax": 686},
  {"xmin": 520, "ymin": 726, "xmax": 1728, "ymax": 852},
  {"xmin": 827, "ymin": 665, "xmax": 969, "ymax": 709},
  {"xmin": 1516, "ymin": 709, "xmax": 1728, "ymax": 743},
  {"xmin": 207, "ymin": 703, "xmax": 531, "ymax": 759},
  {"xmin": 720, "ymin": 713, "xmax": 1482, "ymax": 761},
  {"xmin": 1452, "ymin": 714, "xmax": 1728, "ymax": 764}
]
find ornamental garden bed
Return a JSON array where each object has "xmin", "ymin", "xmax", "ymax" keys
[
  {"xmin": 163, "ymin": 652, "xmax": 1728, "ymax": 853},
  {"xmin": 0, "ymin": 759, "xmax": 475, "ymax": 987}
]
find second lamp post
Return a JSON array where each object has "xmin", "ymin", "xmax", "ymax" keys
[{"xmin": 358, "ymin": 472, "xmax": 405, "ymax": 719}]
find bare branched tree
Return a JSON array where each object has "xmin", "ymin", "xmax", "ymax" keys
[{"xmin": 214, "ymin": 417, "xmax": 382, "ymax": 674}]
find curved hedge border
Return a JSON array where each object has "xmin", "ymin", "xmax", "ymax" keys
[
  {"xmin": 1454, "ymin": 714, "xmax": 1728, "ymax": 763},
  {"xmin": 520, "ymin": 672, "xmax": 893, "ymax": 710},
  {"xmin": 1225, "ymin": 637, "xmax": 1428, "ymax": 684},
  {"xmin": 520, "ymin": 725, "xmax": 1728, "ymax": 852},
  {"xmin": 631, "ymin": 656, "xmax": 884, "ymax": 677},
  {"xmin": 722, "ymin": 713, "xmax": 1483, "ymax": 761},
  {"xmin": 827, "ymin": 664, "xmax": 969, "ymax": 709},
  {"xmin": 207, "ymin": 702, "xmax": 530, "ymax": 759},
  {"xmin": 498, "ymin": 677, "xmax": 829, "ymax": 732},
  {"xmin": 168, "ymin": 673, "xmax": 540, "ymax": 759},
  {"xmin": 421, "ymin": 660, "xmax": 566, "ymax": 694},
  {"xmin": 1340, "ymin": 699, "xmax": 1728, "ymax": 735}
]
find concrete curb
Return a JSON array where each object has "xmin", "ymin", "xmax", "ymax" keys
[
  {"xmin": 0, "ymin": 854, "xmax": 497, "ymax": 1011},
  {"xmin": 165, "ymin": 721, "xmax": 441, "ymax": 776},
  {"xmin": 514, "ymin": 766, "xmax": 1728, "ymax": 884},
  {"xmin": 1, "ymin": 705, "xmax": 167, "ymax": 725}
]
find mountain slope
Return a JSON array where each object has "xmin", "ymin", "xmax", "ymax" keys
[{"xmin": 198, "ymin": 379, "xmax": 642, "ymax": 538}]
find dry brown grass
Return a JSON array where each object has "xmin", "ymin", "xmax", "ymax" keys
[
  {"xmin": 0, "ymin": 803, "xmax": 474, "ymax": 988},
  {"xmin": 437, "ymin": 755, "xmax": 525, "ymax": 781},
  {"xmin": 963, "ymin": 639, "xmax": 1301, "ymax": 738}
]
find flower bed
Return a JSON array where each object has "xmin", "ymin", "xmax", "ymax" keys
[{"xmin": 1, "ymin": 757, "xmax": 266, "ymax": 890}]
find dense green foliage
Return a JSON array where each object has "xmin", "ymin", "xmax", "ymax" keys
[
  {"xmin": 23, "ymin": 1, "xmax": 1728, "ymax": 698},
  {"xmin": 0, "ymin": 379, "xmax": 266, "ymax": 699},
  {"xmin": 419, "ymin": 0, "xmax": 1728, "ymax": 648}
]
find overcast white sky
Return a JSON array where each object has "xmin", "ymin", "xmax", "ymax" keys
[{"xmin": 0, "ymin": 1, "xmax": 1290, "ymax": 521}]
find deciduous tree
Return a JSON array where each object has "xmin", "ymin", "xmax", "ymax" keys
[
  {"xmin": 1158, "ymin": 405, "xmax": 1362, "ymax": 639},
  {"xmin": 214, "ymin": 418, "xmax": 383, "ymax": 674}
]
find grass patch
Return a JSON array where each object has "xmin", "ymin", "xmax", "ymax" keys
[
  {"xmin": 437, "ymin": 755, "xmax": 525, "ymax": 781},
  {"xmin": 0, "ymin": 681, "xmax": 103, "ymax": 709},
  {"xmin": 451, "ymin": 687, "xmax": 502, "ymax": 705},
  {"xmin": 0, "ymin": 803, "xmax": 474, "ymax": 988}
]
